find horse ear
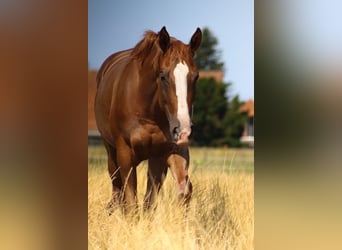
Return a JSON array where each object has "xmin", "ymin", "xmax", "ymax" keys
[
  {"xmin": 158, "ymin": 26, "xmax": 170, "ymax": 53},
  {"xmin": 189, "ymin": 27, "xmax": 202, "ymax": 55}
]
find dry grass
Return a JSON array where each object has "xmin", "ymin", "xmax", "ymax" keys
[{"xmin": 88, "ymin": 146, "xmax": 254, "ymax": 250}]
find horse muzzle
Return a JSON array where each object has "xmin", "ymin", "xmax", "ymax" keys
[{"xmin": 173, "ymin": 127, "xmax": 191, "ymax": 146}]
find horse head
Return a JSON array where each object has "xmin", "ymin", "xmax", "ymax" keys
[{"xmin": 156, "ymin": 26, "xmax": 202, "ymax": 146}]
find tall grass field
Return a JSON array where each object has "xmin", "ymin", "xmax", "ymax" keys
[{"xmin": 88, "ymin": 146, "xmax": 254, "ymax": 249}]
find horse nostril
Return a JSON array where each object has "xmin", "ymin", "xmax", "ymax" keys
[
  {"xmin": 173, "ymin": 127, "xmax": 180, "ymax": 140},
  {"xmin": 173, "ymin": 127, "xmax": 180, "ymax": 134}
]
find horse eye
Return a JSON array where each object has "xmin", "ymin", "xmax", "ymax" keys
[{"xmin": 159, "ymin": 72, "xmax": 168, "ymax": 82}]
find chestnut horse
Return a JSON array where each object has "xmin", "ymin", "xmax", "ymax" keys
[{"xmin": 95, "ymin": 27, "xmax": 202, "ymax": 214}]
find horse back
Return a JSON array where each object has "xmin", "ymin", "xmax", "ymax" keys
[
  {"xmin": 95, "ymin": 49, "xmax": 137, "ymax": 144},
  {"xmin": 96, "ymin": 49, "xmax": 132, "ymax": 88}
]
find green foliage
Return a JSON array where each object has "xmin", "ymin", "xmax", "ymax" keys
[
  {"xmin": 195, "ymin": 27, "xmax": 224, "ymax": 70},
  {"xmin": 222, "ymin": 96, "xmax": 249, "ymax": 147},
  {"xmin": 192, "ymin": 78, "xmax": 229, "ymax": 146},
  {"xmin": 191, "ymin": 79, "xmax": 247, "ymax": 147},
  {"xmin": 190, "ymin": 27, "xmax": 248, "ymax": 147}
]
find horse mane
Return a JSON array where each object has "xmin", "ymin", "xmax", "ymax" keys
[
  {"xmin": 132, "ymin": 30, "xmax": 180, "ymax": 73},
  {"xmin": 131, "ymin": 30, "xmax": 163, "ymax": 73},
  {"xmin": 97, "ymin": 30, "xmax": 180, "ymax": 86},
  {"xmin": 132, "ymin": 31, "xmax": 159, "ymax": 58}
]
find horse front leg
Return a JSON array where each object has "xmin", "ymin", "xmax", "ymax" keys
[
  {"xmin": 103, "ymin": 141, "xmax": 123, "ymax": 215},
  {"xmin": 144, "ymin": 156, "xmax": 168, "ymax": 210},
  {"xmin": 167, "ymin": 147, "xmax": 192, "ymax": 205},
  {"xmin": 116, "ymin": 137, "xmax": 138, "ymax": 215},
  {"xmin": 119, "ymin": 166, "xmax": 138, "ymax": 214}
]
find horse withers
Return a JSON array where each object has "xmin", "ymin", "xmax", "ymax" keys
[{"xmin": 95, "ymin": 26, "xmax": 202, "ymax": 214}]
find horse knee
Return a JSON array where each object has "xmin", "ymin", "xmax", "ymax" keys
[{"xmin": 177, "ymin": 179, "xmax": 192, "ymax": 204}]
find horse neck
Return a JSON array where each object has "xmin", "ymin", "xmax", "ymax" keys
[{"xmin": 134, "ymin": 44, "xmax": 169, "ymax": 122}]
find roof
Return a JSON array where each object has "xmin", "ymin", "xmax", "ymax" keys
[
  {"xmin": 239, "ymin": 99, "xmax": 254, "ymax": 117},
  {"xmin": 199, "ymin": 70, "xmax": 224, "ymax": 82}
]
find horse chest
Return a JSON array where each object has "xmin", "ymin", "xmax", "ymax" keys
[{"xmin": 130, "ymin": 124, "xmax": 171, "ymax": 158}]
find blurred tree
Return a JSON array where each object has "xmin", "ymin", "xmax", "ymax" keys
[
  {"xmin": 222, "ymin": 96, "xmax": 248, "ymax": 147},
  {"xmin": 191, "ymin": 78, "xmax": 229, "ymax": 146},
  {"xmin": 195, "ymin": 27, "xmax": 224, "ymax": 70},
  {"xmin": 191, "ymin": 27, "xmax": 247, "ymax": 147}
]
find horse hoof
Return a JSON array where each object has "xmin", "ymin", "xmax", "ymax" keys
[{"xmin": 106, "ymin": 200, "xmax": 116, "ymax": 215}]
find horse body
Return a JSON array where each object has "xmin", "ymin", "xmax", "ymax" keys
[
  {"xmin": 95, "ymin": 27, "xmax": 202, "ymax": 213},
  {"xmin": 96, "ymin": 50, "xmax": 171, "ymax": 159}
]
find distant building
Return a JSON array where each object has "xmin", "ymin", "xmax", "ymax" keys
[
  {"xmin": 88, "ymin": 70, "xmax": 101, "ymax": 143},
  {"xmin": 199, "ymin": 70, "xmax": 224, "ymax": 82},
  {"xmin": 239, "ymin": 99, "xmax": 254, "ymax": 147}
]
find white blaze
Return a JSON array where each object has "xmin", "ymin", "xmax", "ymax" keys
[{"xmin": 173, "ymin": 61, "xmax": 190, "ymax": 131}]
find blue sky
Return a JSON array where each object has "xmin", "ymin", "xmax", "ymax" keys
[{"xmin": 88, "ymin": 0, "xmax": 254, "ymax": 101}]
